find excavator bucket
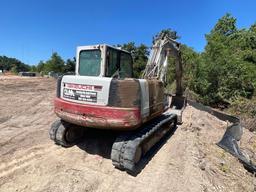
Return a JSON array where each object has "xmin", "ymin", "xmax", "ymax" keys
[
  {"xmin": 169, "ymin": 95, "xmax": 187, "ymax": 124},
  {"xmin": 187, "ymin": 100, "xmax": 256, "ymax": 174},
  {"xmin": 217, "ymin": 123, "xmax": 256, "ymax": 173}
]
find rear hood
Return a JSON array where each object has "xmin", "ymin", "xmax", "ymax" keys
[{"xmin": 60, "ymin": 75, "xmax": 112, "ymax": 106}]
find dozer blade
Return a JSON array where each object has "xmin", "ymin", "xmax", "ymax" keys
[
  {"xmin": 187, "ymin": 100, "xmax": 256, "ymax": 174},
  {"xmin": 169, "ymin": 95, "xmax": 187, "ymax": 124}
]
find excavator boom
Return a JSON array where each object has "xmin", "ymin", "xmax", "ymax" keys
[
  {"xmin": 143, "ymin": 34, "xmax": 186, "ymax": 123},
  {"xmin": 143, "ymin": 34, "xmax": 183, "ymax": 96}
]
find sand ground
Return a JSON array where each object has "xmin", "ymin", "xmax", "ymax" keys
[{"xmin": 0, "ymin": 76, "xmax": 255, "ymax": 192}]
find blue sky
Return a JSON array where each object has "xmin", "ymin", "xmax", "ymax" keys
[{"xmin": 0, "ymin": 0, "xmax": 255, "ymax": 65}]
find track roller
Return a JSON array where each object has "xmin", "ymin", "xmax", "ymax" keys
[{"xmin": 49, "ymin": 119, "xmax": 85, "ymax": 147}]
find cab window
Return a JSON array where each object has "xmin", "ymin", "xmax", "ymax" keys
[
  {"xmin": 79, "ymin": 50, "xmax": 101, "ymax": 76},
  {"xmin": 120, "ymin": 53, "xmax": 133, "ymax": 78},
  {"xmin": 106, "ymin": 48, "xmax": 119, "ymax": 77},
  {"xmin": 106, "ymin": 47, "xmax": 133, "ymax": 78}
]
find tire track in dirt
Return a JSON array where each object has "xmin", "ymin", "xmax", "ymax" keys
[{"xmin": 0, "ymin": 144, "xmax": 59, "ymax": 183}]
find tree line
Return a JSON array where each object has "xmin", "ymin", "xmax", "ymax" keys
[
  {"xmin": 31, "ymin": 54, "xmax": 76, "ymax": 75},
  {"xmin": 0, "ymin": 53, "xmax": 76, "ymax": 75},
  {"xmin": 0, "ymin": 56, "xmax": 30, "ymax": 73},
  {"xmin": 183, "ymin": 13, "xmax": 256, "ymax": 107},
  {"xmin": 118, "ymin": 14, "xmax": 256, "ymax": 111}
]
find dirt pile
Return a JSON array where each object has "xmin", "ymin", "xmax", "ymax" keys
[{"xmin": 0, "ymin": 77, "xmax": 255, "ymax": 192}]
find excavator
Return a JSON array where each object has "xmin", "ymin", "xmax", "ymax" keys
[
  {"xmin": 49, "ymin": 32, "xmax": 256, "ymax": 174},
  {"xmin": 49, "ymin": 33, "xmax": 185, "ymax": 173}
]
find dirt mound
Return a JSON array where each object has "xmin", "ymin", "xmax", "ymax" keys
[{"xmin": 0, "ymin": 77, "xmax": 255, "ymax": 192}]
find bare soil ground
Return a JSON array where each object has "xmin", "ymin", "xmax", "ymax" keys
[{"xmin": 0, "ymin": 76, "xmax": 255, "ymax": 192}]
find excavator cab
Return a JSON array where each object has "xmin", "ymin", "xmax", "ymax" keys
[{"xmin": 76, "ymin": 45, "xmax": 133, "ymax": 78}]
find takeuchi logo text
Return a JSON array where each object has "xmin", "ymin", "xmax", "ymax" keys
[{"xmin": 65, "ymin": 83, "xmax": 102, "ymax": 91}]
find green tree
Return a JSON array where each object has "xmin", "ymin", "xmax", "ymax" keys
[
  {"xmin": 36, "ymin": 61, "xmax": 45, "ymax": 73},
  {"xmin": 191, "ymin": 13, "xmax": 256, "ymax": 105},
  {"xmin": 180, "ymin": 45, "xmax": 202, "ymax": 90},
  {"xmin": 64, "ymin": 57, "xmax": 76, "ymax": 73},
  {"xmin": 121, "ymin": 42, "xmax": 149, "ymax": 78},
  {"xmin": 10, "ymin": 65, "xmax": 18, "ymax": 74},
  {"xmin": 0, "ymin": 55, "xmax": 30, "ymax": 72},
  {"xmin": 211, "ymin": 13, "xmax": 237, "ymax": 36},
  {"xmin": 30, "ymin": 65, "xmax": 37, "ymax": 72},
  {"xmin": 44, "ymin": 52, "xmax": 65, "ymax": 74}
]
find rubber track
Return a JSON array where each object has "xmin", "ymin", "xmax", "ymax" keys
[
  {"xmin": 49, "ymin": 119, "xmax": 72, "ymax": 147},
  {"xmin": 111, "ymin": 113, "xmax": 177, "ymax": 173},
  {"xmin": 49, "ymin": 119, "xmax": 61, "ymax": 142}
]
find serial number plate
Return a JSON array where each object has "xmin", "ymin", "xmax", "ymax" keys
[{"xmin": 63, "ymin": 88, "xmax": 97, "ymax": 103}]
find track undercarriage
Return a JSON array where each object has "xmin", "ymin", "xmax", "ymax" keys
[
  {"xmin": 49, "ymin": 120, "xmax": 85, "ymax": 147},
  {"xmin": 49, "ymin": 113, "xmax": 177, "ymax": 173}
]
